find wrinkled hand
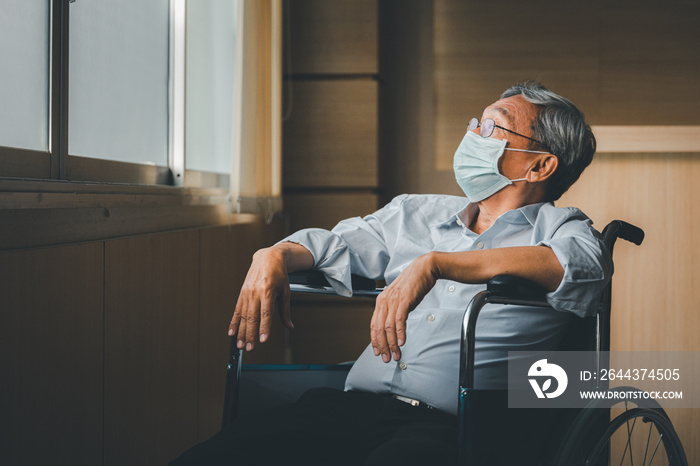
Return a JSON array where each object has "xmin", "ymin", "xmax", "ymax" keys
[
  {"xmin": 228, "ymin": 248, "xmax": 294, "ymax": 351},
  {"xmin": 370, "ymin": 253, "xmax": 438, "ymax": 363}
]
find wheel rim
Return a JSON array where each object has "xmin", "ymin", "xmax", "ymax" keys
[{"xmin": 584, "ymin": 408, "xmax": 687, "ymax": 466}]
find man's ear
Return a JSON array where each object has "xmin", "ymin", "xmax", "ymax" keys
[{"xmin": 528, "ymin": 154, "xmax": 558, "ymax": 182}]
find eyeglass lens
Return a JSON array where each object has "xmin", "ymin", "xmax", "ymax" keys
[{"xmin": 467, "ymin": 118, "xmax": 495, "ymax": 138}]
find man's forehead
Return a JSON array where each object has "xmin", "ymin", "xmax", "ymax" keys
[
  {"xmin": 482, "ymin": 95, "xmax": 538, "ymax": 126},
  {"xmin": 482, "ymin": 104, "xmax": 515, "ymax": 125}
]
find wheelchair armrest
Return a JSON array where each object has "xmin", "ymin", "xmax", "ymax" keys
[
  {"xmin": 288, "ymin": 270, "xmax": 381, "ymax": 297},
  {"xmin": 290, "ymin": 272, "xmax": 550, "ymax": 299},
  {"xmin": 487, "ymin": 274, "xmax": 549, "ymax": 301}
]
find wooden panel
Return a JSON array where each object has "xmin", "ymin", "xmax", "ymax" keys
[
  {"xmin": 197, "ymin": 220, "xmax": 286, "ymax": 441},
  {"xmin": 598, "ymin": 1, "xmax": 700, "ymax": 124},
  {"xmin": 283, "ymin": 80, "xmax": 378, "ymax": 188},
  {"xmin": 104, "ymin": 231, "xmax": 199, "ymax": 465},
  {"xmin": 284, "ymin": 191, "xmax": 378, "ymax": 232},
  {"xmin": 432, "ymin": 0, "xmax": 700, "ymax": 170},
  {"xmin": 378, "ymin": 0, "xmax": 455, "ymax": 199},
  {"xmin": 664, "ymin": 407, "xmax": 700, "ymax": 466},
  {"xmin": 287, "ymin": 0, "xmax": 377, "ymax": 74},
  {"xmin": 289, "ymin": 294, "xmax": 375, "ymax": 364},
  {"xmin": 559, "ymin": 153, "xmax": 700, "ymax": 352},
  {"xmin": 559, "ymin": 152, "xmax": 700, "ymax": 463},
  {"xmin": 433, "ymin": 0, "xmax": 599, "ymax": 170},
  {"xmin": 0, "ymin": 243, "xmax": 104, "ymax": 466},
  {"xmin": 592, "ymin": 126, "xmax": 700, "ymax": 153}
]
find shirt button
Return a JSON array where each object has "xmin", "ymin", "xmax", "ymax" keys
[
  {"xmin": 448, "ymin": 285, "xmax": 455, "ymax": 293},
  {"xmin": 427, "ymin": 314, "xmax": 436, "ymax": 322},
  {"xmin": 399, "ymin": 362, "xmax": 408, "ymax": 370},
  {"xmin": 476, "ymin": 241, "xmax": 484, "ymax": 249}
]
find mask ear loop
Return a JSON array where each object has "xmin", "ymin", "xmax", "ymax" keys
[{"xmin": 504, "ymin": 148, "xmax": 551, "ymax": 154}]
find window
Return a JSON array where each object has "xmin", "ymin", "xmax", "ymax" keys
[
  {"xmin": 0, "ymin": 0, "xmax": 282, "ymax": 218},
  {"xmin": 186, "ymin": 0, "xmax": 238, "ymax": 176},
  {"xmin": 0, "ymin": 1, "xmax": 49, "ymax": 153},
  {"xmin": 69, "ymin": 0, "xmax": 170, "ymax": 168},
  {"xmin": 0, "ymin": 0, "xmax": 245, "ymax": 188}
]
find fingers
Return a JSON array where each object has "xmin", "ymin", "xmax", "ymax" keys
[
  {"xmin": 229, "ymin": 293, "xmax": 247, "ymax": 349},
  {"xmin": 371, "ymin": 289, "xmax": 409, "ymax": 363},
  {"xmin": 243, "ymin": 298, "xmax": 263, "ymax": 351},
  {"xmin": 370, "ymin": 297, "xmax": 391, "ymax": 363},
  {"xmin": 228, "ymin": 247, "xmax": 294, "ymax": 351},
  {"xmin": 229, "ymin": 285, "xmax": 292, "ymax": 351},
  {"xmin": 395, "ymin": 309, "xmax": 407, "ymax": 350},
  {"xmin": 229, "ymin": 300, "xmax": 242, "ymax": 338},
  {"xmin": 257, "ymin": 295, "xmax": 277, "ymax": 345}
]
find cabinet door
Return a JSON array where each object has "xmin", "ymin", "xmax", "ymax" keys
[
  {"xmin": 0, "ymin": 243, "xmax": 104, "ymax": 465},
  {"xmin": 104, "ymin": 231, "xmax": 199, "ymax": 466}
]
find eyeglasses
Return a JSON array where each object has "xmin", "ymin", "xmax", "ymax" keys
[{"xmin": 468, "ymin": 117, "xmax": 544, "ymax": 146}]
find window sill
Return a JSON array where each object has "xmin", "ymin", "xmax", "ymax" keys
[{"xmin": 0, "ymin": 178, "xmax": 262, "ymax": 252}]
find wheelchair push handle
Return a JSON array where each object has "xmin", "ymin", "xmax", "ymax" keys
[{"xmin": 602, "ymin": 220, "xmax": 644, "ymax": 248}]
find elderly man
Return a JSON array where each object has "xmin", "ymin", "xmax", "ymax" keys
[{"xmin": 171, "ymin": 81, "xmax": 610, "ymax": 466}]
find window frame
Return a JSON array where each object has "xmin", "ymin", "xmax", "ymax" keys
[{"xmin": 0, "ymin": 0, "xmax": 229, "ymax": 190}]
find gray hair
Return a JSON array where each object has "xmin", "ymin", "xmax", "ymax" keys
[{"xmin": 501, "ymin": 81, "xmax": 596, "ymax": 201}]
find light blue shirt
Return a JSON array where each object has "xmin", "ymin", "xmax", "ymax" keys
[{"xmin": 283, "ymin": 194, "xmax": 611, "ymax": 415}]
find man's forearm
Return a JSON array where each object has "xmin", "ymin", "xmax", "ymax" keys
[
  {"xmin": 267, "ymin": 241, "xmax": 315, "ymax": 273},
  {"xmin": 430, "ymin": 245, "xmax": 564, "ymax": 292}
]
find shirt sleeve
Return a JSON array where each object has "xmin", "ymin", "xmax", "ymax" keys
[
  {"xmin": 278, "ymin": 194, "xmax": 409, "ymax": 296},
  {"xmin": 538, "ymin": 209, "xmax": 613, "ymax": 318}
]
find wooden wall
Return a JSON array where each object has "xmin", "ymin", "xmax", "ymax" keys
[
  {"xmin": 393, "ymin": 0, "xmax": 700, "ymax": 461},
  {"xmin": 433, "ymin": 0, "xmax": 700, "ymax": 170},
  {"xmin": 559, "ymin": 153, "xmax": 700, "ymax": 461},
  {"xmin": 0, "ymin": 221, "xmax": 285, "ymax": 465},
  {"xmin": 283, "ymin": 0, "xmax": 380, "ymax": 194},
  {"xmin": 281, "ymin": 0, "xmax": 381, "ymax": 363}
]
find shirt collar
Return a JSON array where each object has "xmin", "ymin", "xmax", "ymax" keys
[
  {"xmin": 431, "ymin": 201, "xmax": 551, "ymax": 229},
  {"xmin": 430, "ymin": 202, "xmax": 474, "ymax": 229},
  {"xmin": 512, "ymin": 201, "xmax": 550, "ymax": 226}
]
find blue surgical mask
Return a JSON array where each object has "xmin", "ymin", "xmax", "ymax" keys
[{"xmin": 453, "ymin": 131, "xmax": 539, "ymax": 202}]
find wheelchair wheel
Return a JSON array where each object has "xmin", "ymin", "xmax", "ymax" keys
[
  {"xmin": 584, "ymin": 407, "xmax": 687, "ymax": 466},
  {"xmin": 551, "ymin": 387, "xmax": 685, "ymax": 466}
]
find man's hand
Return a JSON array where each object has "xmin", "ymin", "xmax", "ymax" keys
[
  {"xmin": 228, "ymin": 243, "xmax": 313, "ymax": 351},
  {"xmin": 370, "ymin": 253, "xmax": 438, "ymax": 363}
]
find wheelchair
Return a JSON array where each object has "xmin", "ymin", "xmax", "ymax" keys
[{"xmin": 222, "ymin": 220, "xmax": 688, "ymax": 466}]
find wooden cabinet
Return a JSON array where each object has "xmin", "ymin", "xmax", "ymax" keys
[{"xmin": 0, "ymin": 221, "xmax": 285, "ymax": 465}]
